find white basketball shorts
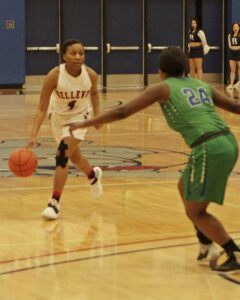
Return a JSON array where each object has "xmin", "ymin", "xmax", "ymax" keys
[{"xmin": 49, "ymin": 111, "xmax": 91, "ymax": 143}]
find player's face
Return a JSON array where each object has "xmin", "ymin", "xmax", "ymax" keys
[
  {"xmin": 191, "ymin": 20, "xmax": 197, "ymax": 30},
  {"xmin": 63, "ymin": 43, "xmax": 85, "ymax": 69}
]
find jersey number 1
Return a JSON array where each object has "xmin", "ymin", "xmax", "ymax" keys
[{"xmin": 68, "ymin": 100, "xmax": 76, "ymax": 110}]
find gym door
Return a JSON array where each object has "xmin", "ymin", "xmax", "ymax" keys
[
  {"xmin": 26, "ymin": 0, "xmax": 102, "ymax": 75},
  {"xmin": 146, "ymin": 0, "xmax": 184, "ymax": 83},
  {"xmin": 104, "ymin": 0, "xmax": 143, "ymax": 88},
  {"xmin": 26, "ymin": 0, "xmax": 59, "ymax": 75}
]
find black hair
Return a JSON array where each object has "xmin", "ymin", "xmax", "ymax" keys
[
  {"xmin": 158, "ymin": 46, "xmax": 188, "ymax": 77},
  {"xmin": 190, "ymin": 18, "xmax": 201, "ymax": 32},
  {"xmin": 60, "ymin": 39, "xmax": 84, "ymax": 62},
  {"xmin": 230, "ymin": 22, "xmax": 240, "ymax": 36}
]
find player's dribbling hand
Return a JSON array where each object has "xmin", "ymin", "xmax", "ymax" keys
[{"xmin": 26, "ymin": 136, "xmax": 37, "ymax": 148}]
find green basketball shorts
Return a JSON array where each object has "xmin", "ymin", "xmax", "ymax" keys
[{"xmin": 183, "ymin": 133, "xmax": 238, "ymax": 204}]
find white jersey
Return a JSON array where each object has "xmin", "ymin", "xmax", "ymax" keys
[{"xmin": 49, "ymin": 63, "xmax": 92, "ymax": 116}]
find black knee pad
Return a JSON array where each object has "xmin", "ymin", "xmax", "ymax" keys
[{"xmin": 56, "ymin": 140, "xmax": 69, "ymax": 168}]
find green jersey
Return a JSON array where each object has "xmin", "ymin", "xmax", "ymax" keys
[{"xmin": 161, "ymin": 77, "xmax": 227, "ymax": 147}]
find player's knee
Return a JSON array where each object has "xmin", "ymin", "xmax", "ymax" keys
[
  {"xmin": 185, "ymin": 209, "xmax": 205, "ymax": 222},
  {"xmin": 69, "ymin": 155, "xmax": 79, "ymax": 165},
  {"xmin": 56, "ymin": 140, "xmax": 69, "ymax": 168},
  {"xmin": 185, "ymin": 207, "xmax": 197, "ymax": 221}
]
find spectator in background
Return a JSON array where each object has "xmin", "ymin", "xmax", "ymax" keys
[
  {"xmin": 188, "ymin": 18, "xmax": 210, "ymax": 80},
  {"xmin": 226, "ymin": 22, "xmax": 240, "ymax": 90}
]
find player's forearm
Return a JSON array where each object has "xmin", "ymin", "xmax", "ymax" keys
[
  {"xmin": 91, "ymin": 94, "xmax": 100, "ymax": 116},
  {"xmin": 217, "ymin": 99, "xmax": 240, "ymax": 114},
  {"xmin": 30, "ymin": 109, "xmax": 47, "ymax": 137},
  {"xmin": 84, "ymin": 105, "xmax": 128, "ymax": 127},
  {"xmin": 227, "ymin": 101, "xmax": 240, "ymax": 114}
]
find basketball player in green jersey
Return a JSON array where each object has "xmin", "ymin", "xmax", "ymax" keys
[{"xmin": 67, "ymin": 46, "xmax": 240, "ymax": 273}]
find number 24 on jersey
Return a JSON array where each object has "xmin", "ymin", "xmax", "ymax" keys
[{"xmin": 181, "ymin": 87, "xmax": 213, "ymax": 107}]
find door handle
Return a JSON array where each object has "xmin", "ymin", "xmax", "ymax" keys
[
  {"xmin": 26, "ymin": 43, "xmax": 60, "ymax": 53},
  {"xmin": 106, "ymin": 43, "xmax": 140, "ymax": 53},
  {"xmin": 147, "ymin": 43, "xmax": 170, "ymax": 53},
  {"xmin": 209, "ymin": 46, "xmax": 220, "ymax": 50},
  {"xmin": 84, "ymin": 46, "xmax": 99, "ymax": 51},
  {"xmin": 147, "ymin": 43, "xmax": 220, "ymax": 53},
  {"xmin": 27, "ymin": 44, "xmax": 98, "ymax": 53}
]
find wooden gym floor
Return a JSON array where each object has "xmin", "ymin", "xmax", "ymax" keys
[{"xmin": 0, "ymin": 85, "xmax": 240, "ymax": 300}]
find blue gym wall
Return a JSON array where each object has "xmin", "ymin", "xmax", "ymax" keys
[
  {"xmin": 0, "ymin": 0, "xmax": 25, "ymax": 86},
  {"xmin": 0, "ymin": 1, "xmax": 239, "ymax": 84},
  {"xmin": 202, "ymin": 0, "xmax": 222, "ymax": 73},
  {"xmin": 229, "ymin": 0, "xmax": 240, "ymax": 26}
]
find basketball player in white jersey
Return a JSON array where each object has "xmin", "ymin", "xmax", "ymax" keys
[{"xmin": 27, "ymin": 39, "xmax": 103, "ymax": 220}]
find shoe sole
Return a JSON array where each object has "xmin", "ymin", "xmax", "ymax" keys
[
  {"xmin": 41, "ymin": 208, "xmax": 59, "ymax": 220},
  {"xmin": 41, "ymin": 214, "xmax": 59, "ymax": 220},
  {"xmin": 211, "ymin": 268, "xmax": 240, "ymax": 275},
  {"xmin": 210, "ymin": 258, "xmax": 240, "ymax": 274}
]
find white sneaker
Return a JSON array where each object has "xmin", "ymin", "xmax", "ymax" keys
[
  {"xmin": 233, "ymin": 81, "xmax": 240, "ymax": 89},
  {"xmin": 89, "ymin": 167, "xmax": 103, "ymax": 198},
  {"xmin": 197, "ymin": 243, "xmax": 220, "ymax": 265},
  {"xmin": 226, "ymin": 84, "xmax": 233, "ymax": 90},
  {"xmin": 41, "ymin": 199, "xmax": 60, "ymax": 220}
]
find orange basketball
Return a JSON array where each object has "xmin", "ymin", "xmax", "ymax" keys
[{"xmin": 8, "ymin": 148, "xmax": 38, "ymax": 177}]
